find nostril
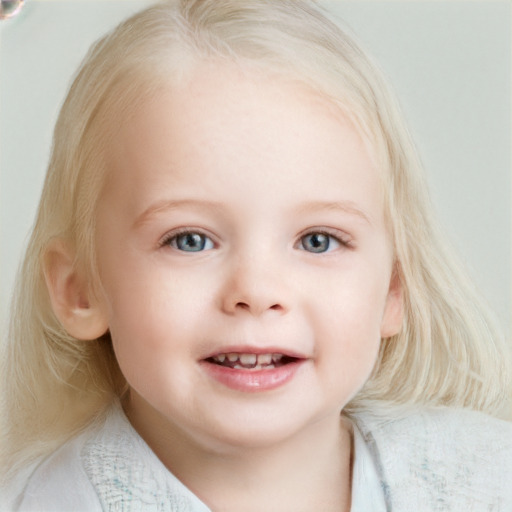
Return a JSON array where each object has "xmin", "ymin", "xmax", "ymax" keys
[{"xmin": 233, "ymin": 302, "xmax": 284, "ymax": 313}]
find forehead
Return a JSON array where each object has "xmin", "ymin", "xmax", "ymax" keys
[{"xmin": 101, "ymin": 63, "xmax": 384, "ymax": 222}]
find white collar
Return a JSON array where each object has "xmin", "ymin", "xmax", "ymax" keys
[
  {"xmin": 350, "ymin": 419, "xmax": 389, "ymax": 512},
  {"xmin": 82, "ymin": 405, "xmax": 387, "ymax": 511}
]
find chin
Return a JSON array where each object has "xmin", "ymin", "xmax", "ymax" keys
[{"xmin": 190, "ymin": 406, "xmax": 329, "ymax": 454}]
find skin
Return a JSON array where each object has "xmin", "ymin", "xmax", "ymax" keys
[{"xmin": 50, "ymin": 63, "xmax": 402, "ymax": 511}]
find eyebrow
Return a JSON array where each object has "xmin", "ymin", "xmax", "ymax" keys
[
  {"xmin": 133, "ymin": 198, "xmax": 372, "ymax": 229},
  {"xmin": 295, "ymin": 201, "xmax": 372, "ymax": 225},
  {"xmin": 133, "ymin": 199, "xmax": 224, "ymax": 229}
]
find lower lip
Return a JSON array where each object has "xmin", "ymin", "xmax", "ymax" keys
[{"xmin": 200, "ymin": 360, "xmax": 304, "ymax": 392}]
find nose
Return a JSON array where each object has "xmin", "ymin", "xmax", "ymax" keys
[{"xmin": 220, "ymin": 253, "xmax": 290, "ymax": 317}]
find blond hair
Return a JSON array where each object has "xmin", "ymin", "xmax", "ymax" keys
[{"xmin": 2, "ymin": 0, "xmax": 510, "ymax": 481}]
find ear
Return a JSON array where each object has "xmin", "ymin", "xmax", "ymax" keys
[
  {"xmin": 380, "ymin": 264, "xmax": 403, "ymax": 339},
  {"xmin": 44, "ymin": 240, "xmax": 109, "ymax": 340}
]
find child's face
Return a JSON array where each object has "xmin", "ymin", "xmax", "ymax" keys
[{"xmin": 94, "ymin": 64, "xmax": 401, "ymax": 450}]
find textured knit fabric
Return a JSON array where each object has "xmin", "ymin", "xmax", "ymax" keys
[
  {"xmin": 11, "ymin": 403, "xmax": 512, "ymax": 511},
  {"xmin": 352, "ymin": 405, "xmax": 512, "ymax": 511}
]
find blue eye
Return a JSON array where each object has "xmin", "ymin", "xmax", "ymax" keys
[
  {"xmin": 300, "ymin": 232, "xmax": 340, "ymax": 253},
  {"xmin": 166, "ymin": 232, "xmax": 214, "ymax": 252}
]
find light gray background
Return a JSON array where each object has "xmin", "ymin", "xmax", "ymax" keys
[{"xmin": 0, "ymin": 0, "xmax": 510, "ymax": 338}]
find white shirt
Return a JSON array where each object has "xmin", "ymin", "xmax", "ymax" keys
[{"xmin": 10, "ymin": 403, "xmax": 512, "ymax": 511}]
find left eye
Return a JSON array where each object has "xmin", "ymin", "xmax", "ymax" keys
[
  {"xmin": 299, "ymin": 232, "xmax": 340, "ymax": 253},
  {"xmin": 164, "ymin": 232, "xmax": 214, "ymax": 252}
]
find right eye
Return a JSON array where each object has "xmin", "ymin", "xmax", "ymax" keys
[{"xmin": 162, "ymin": 231, "xmax": 214, "ymax": 252}]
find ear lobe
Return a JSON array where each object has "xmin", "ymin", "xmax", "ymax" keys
[
  {"xmin": 44, "ymin": 240, "xmax": 108, "ymax": 340},
  {"xmin": 380, "ymin": 265, "xmax": 403, "ymax": 339}
]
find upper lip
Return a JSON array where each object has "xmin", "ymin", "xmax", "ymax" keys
[{"xmin": 201, "ymin": 345, "xmax": 308, "ymax": 360}]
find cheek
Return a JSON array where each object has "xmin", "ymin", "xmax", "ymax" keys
[
  {"xmin": 101, "ymin": 259, "xmax": 215, "ymax": 358},
  {"xmin": 317, "ymin": 257, "xmax": 391, "ymax": 329},
  {"xmin": 315, "ymin": 305, "xmax": 381, "ymax": 402},
  {"xmin": 309, "ymin": 261, "xmax": 390, "ymax": 382},
  {"xmin": 318, "ymin": 296, "xmax": 382, "ymax": 363},
  {"xmin": 104, "ymin": 278, "xmax": 201, "ymax": 402}
]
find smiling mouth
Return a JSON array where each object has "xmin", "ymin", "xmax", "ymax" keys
[{"xmin": 205, "ymin": 353, "xmax": 299, "ymax": 370}]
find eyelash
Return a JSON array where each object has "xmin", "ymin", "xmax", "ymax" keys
[
  {"xmin": 159, "ymin": 229, "xmax": 216, "ymax": 252},
  {"xmin": 159, "ymin": 228, "xmax": 352, "ymax": 253},
  {"xmin": 296, "ymin": 229, "xmax": 352, "ymax": 254}
]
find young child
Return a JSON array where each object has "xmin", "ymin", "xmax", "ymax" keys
[{"xmin": 2, "ymin": 1, "xmax": 511, "ymax": 510}]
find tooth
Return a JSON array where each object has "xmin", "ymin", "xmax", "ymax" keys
[
  {"xmin": 257, "ymin": 354, "xmax": 272, "ymax": 365},
  {"xmin": 272, "ymin": 353, "xmax": 283, "ymax": 362},
  {"xmin": 227, "ymin": 353, "xmax": 239, "ymax": 362},
  {"xmin": 215, "ymin": 354, "xmax": 226, "ymax": 363},
  {"xmin": 233, "ymin": 364, "xmax": 244, "ymax": 370},
  {"xmin": 239, "ymin": 354, "xmax": 257, "ymax": 366}
]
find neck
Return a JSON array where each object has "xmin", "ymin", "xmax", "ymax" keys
[{"xmin": 125, "ymin": 397, "xmax": 353, "ymax": 512}]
